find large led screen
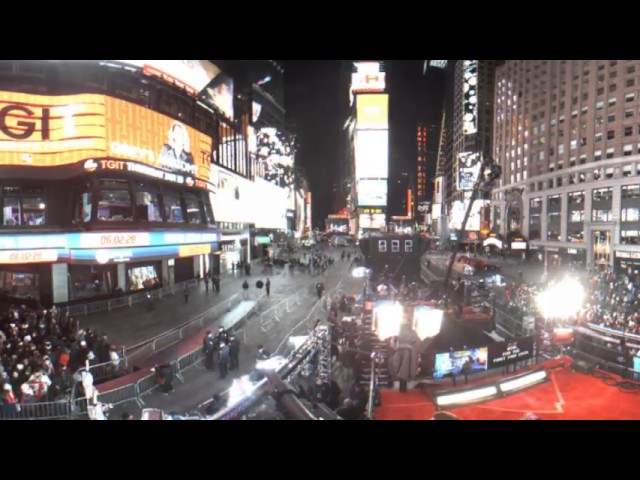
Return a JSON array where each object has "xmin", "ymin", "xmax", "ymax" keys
[
  {"xmin": 356, "ymin": 94, "xmax": 389, "ymax": 130},
  {"xmin": 449, "ymin": 199, "xmax": 489, "ymax": 231},
  {"xmin": 0, "ymin": 91, "xmax": 213, "ymax": 189},
  {"xmin": 355, "ymin": 130, "xmax": 388, "ymax": 179},
  {"xmin": 457, "ymin": 151, "xmax": 481, "ymax": 191},
  {"xmin": 434, "ymin": 347, "xmax": 488, "ymax": 378},
  {"xmin": 113, "ymin": 60, "xmax": 220, "ymax": 96},
  {"xmin": 359, "ymin": 213, "xmax": 386, "ymax": 230},
  {"xmin": 114, "ymin": 60, "xmax": 234, "ymax": 120},
  {"xmin": 357, "ymin": 179, "xmax": 388, "ymax": 207},
  {"xmin": 462, "ymin": 60, "xmax": 478, "ymax": 135}
]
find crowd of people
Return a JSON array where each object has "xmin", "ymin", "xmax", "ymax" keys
[{"xmin": 0, "ymin": 304, "xmax": 118, "ymax": 417}]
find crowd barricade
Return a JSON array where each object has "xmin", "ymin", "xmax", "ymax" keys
[
  {"xmin": 18, "ymin": 399, "xmax": 72, "ymax": 420},
  {"xmin": 11, "ymin": 273, "xmax": 302, "ymax": 419},
  {"xmin": 58, "ymin": 278, "xmax": 201, "ymax": 319}
]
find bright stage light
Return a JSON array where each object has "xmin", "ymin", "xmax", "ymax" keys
[
  {"xmin": 373, "ymin": 301, "xmax": 403, "ymax": 340},
  {"xmin": 435, "ymin": 386, "xmax": 498, "ymax": 408},
  {"xmin": 536, "ymin": 276, "xmax": 585, "ymax": 320},
  {"xmin": 413, "ymin": 306, "xmax": 443, "ymax": 340}
]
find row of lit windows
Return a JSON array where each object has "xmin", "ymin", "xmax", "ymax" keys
[{"xmin": 378, "ymin": 240, "xmax": 413, "ymax": 253}]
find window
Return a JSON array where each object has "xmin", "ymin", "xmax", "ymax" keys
[
  {"xmin": 626, "ymin": 108, "xmax": 634, "ymax": 118},
  {"xmin": 609, "ymin": 98, "xmax": 617, "ymax": 107},
  {"xmin": 592, "ymin": 209, "xmax": 612, "ymax": 222},
  {"xmin": 162, "ymin": 194, "xmax": 184, "ymax": 223},
  {"xmin": 607, "ymin": 130, "xmax": 615, "ymax": 140},
  {"xmin": 404, "ymin": 240, "xmax": 413, "ymax": 253},
  {"xmin": 623, "ymin": 185, "xmax": 640, "ymax": 199},
  {"xmin": 184, "ymin": 194, "xmax": 202, "ymax": 224},
  {"xmin": 594, "ymin": 150, "xmax": 602, "ymax": 161},
  {"xmin": 570, "ymin": 210, "xmax": 585, "ymax": 222},
  {"xmin": 97, "ymin": 190, "xmax": 132, "ymax": 222},
  {"xmin": 627, "ymin": 79, "xmax": 636, "ymax": 88},
  {"xmin": 624, "ymin": 144, "xmax": 634, "ymax": 157},
  {"xmin": 621, "ymin": 230, "xmax": 640, "ymax": 245},
  {"xmin": 625, "ymin": 126, "xmax": 633, "ymax": 136},
  {"xmin": 608, "ymin": 114, "xmax": 616, "ymax": 123},
  {"xmin": 606, "ymin": 148, "xmax": 615, "ymax": 159},
  {"xmin": 622, "ymin": 208, "xmax": 640, "ymax": 222},
  {"xmin": 135, "ymin": 190, "xmax": 162, "ymax": 222},
  {"xmin": 378, "ymin": 240, "xmax": 387, "ymax": 253},
  {"xmin": 627, "ymin": 93, "xmax": 636, "ymax": 103},
  {"xmin": 391, "ymin": 240, "xmax": 400, "ymax": 253},
  {"xmin": 593, "ymin": 187, "xmax": 613, "ymax": 202},
  {"xmin": 75, "ymin": 191, "xmax": 93, "ymax": 223},
  {"xmin": 2, "ymin": 186, "xmax": 46, "ymax": 227}
]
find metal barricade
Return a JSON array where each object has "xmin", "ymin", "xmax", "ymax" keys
[
  {"xmin": 177, "ymin": 349, "xmax": 203, "ymax": 373},
  {"xmin": 98, "ymin": 383, "xmax": 140, "ymax": 408},
  {"xmin": 18, "ymin": 400, "xmax": 72, "ymax": 420}
]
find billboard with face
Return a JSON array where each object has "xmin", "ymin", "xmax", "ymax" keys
[{"xmin": 0, "ymin": 91, "xmax": 214, "ymax": 189}]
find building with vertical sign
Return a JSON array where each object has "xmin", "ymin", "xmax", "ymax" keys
[{"xmin": 347, "ymin": 61, "xmax": 389, "ymax": 237}]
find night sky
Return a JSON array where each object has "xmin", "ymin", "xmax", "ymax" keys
[{"xmin": 284, "ymin": 60, "xmax": 443, "ymax": 228}]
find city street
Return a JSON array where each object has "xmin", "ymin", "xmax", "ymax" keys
[{"xmin": 104, "ymin": 247, "xmax": 364, "ymax": 419}]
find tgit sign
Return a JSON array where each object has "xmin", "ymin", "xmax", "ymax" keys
[{"xmin": 0, "ymin": 105, "xmax": 51, "ymax": 140}]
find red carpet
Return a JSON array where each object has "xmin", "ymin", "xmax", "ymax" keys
[{"xmin": 375, "ymin": 358, "xmax": 640, "ymax": 420}]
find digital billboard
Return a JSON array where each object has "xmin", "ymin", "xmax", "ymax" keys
[
  {"xmin": 354, "ymin": 130, "xmax": 388, "ymax": 179},
  {"xmin": 462, "ymin": 60, "xmax": 478, "ymax": 135},
  {"xmin": 0, "ymin": 91, "xmax": 214, "ymax": 189},
  {"xmin": 356, "ymin": 94, "xmax": 389, "ymax": 130},
  {"xmin": 113, "ymin": 60, "xmax": 220, "ymax": 96},
  {"xmin": 113, "ymin": 60, "xmax": 234, "ymax": 120},
  {"xmin": 359, "ymin": 213, "xmax": 386, "ymax": 230},
  {"xmin": 457, "ymin": 151, "xmax": 481, "ymax": 190},
  {"xmin": 350, "ymin": 61, "xmax": 385, "ymax": 104},
  {"xmin": 357, "ymin": 179, "xmax": 387, "ymax": 207},
  {"xmin": 434, "ymin": 347, "xmax": 488, "ymax": 378},
  {"xmin": 449, "ymin": 199, "xmax": 490, "ymax": 231}
]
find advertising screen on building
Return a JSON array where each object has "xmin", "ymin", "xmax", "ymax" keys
[
  {"xmin": 113, "ymin": 60, "xmax": 234, "ymax": 120},
  {"xmin": 113, "ymin": 60, "xmax": 220, "ymax": 96},
  {"xmin": 457, "ymin": 151, "xmax": 481, "ymax": 190},
  {"xmin": 350, "ymin": 61, "xmax": 385, "ymax": 104},
  {"xmin": 449, "ymin": 199, "xmax": 489, "ymax": 231},
  {"xmin": 356, "ymin": 94, "xmax": 389, "ymax": 130},
  {"xmin": 357, "ymin": 179, "xmax": 387, "ymax": 207},
  {"xmin": 462, "ymin": 60, "xmax": 478, "ymax": 135},
  {"xmin": 359, "ymin": 213, "xmax": 386, "ymax": 230},
  {"xmin": 0, "ymin": 91, "xmax": 214, "ymax": 189},
  {"xmin": 354, "ymin": 130, "xmax": 388, "ymax": 179}
]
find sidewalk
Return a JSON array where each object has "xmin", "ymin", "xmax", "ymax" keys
[{"xmin": 81, "ymin": 266, "xmax": 311, "ymax": 349}]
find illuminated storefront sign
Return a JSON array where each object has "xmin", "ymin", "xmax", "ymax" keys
[
  {"xmin": 178, "ymin": 244, "xmax": 211, "ymax": 257},
  {"xmin": 356, "ymin": 94, "xmax": 389, "ymax": 130},
  {"xmin": 0, "ymin": 249, "xmax": 58, "ymax": 264},
  {"xmin": 0, "ymin": 91, "xmax": 214, "ymax": 189},
  {"xmin": 359, "ymin": 213, "xmax": 386, "ymax": 229}
]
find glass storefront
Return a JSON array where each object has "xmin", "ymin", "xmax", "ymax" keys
[
  {"xmin": 128, "ymin": 263, "xmax": 161, "ymax": 291},
  {"xmin": 0, "ymin": 270, "xmax": 40, "ymax": 300},
  {"xmin": 68, "ymin": 264, "xmax": 115, "ymax": 300}
]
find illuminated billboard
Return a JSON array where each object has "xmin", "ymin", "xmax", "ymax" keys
[
  {"xmin": 113, "ymin": 60, "xmax": 220, "ymax": 96},
  {"xmin": 256, "ymin": 127, "xmax": 295, "ymax": 190},
  {"xmin": 429, "ymin": 60, "xmax": 448, "ymax": 69},
  {"xmin": 113, "ymin": 60, "xmax": 234, "ymax": 120},
  {"xmin": 359, "ymin": 213, "xmax": 386, "ymax": 230},
  {"xmin": 0, "ymin": 91, "xmax": 214, "ymax": 189},
  {"xmin": 356, "ymin": 94, "xmax": 389, "ymax": 130},
  {"xmin": 449, "ymin": 199, "xmax": 490, "ymax": 231},
  {"xmin": 357, "ymin": 179, "xmax": 387, "ymax": 207},
  {"xmin": 354, "ymin": 130, "xmax": 388, "ymax": 179},
  {"xmin": 457, "ymin": 151, "xmax": 481, "ymax": 191},
  {"xmin": 462, "ymin": 60, "xmax": 478, "ymax": 135},
  {"xmin": 350, "ymin": 61, "xmax": 385, "ymax": 104}
]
